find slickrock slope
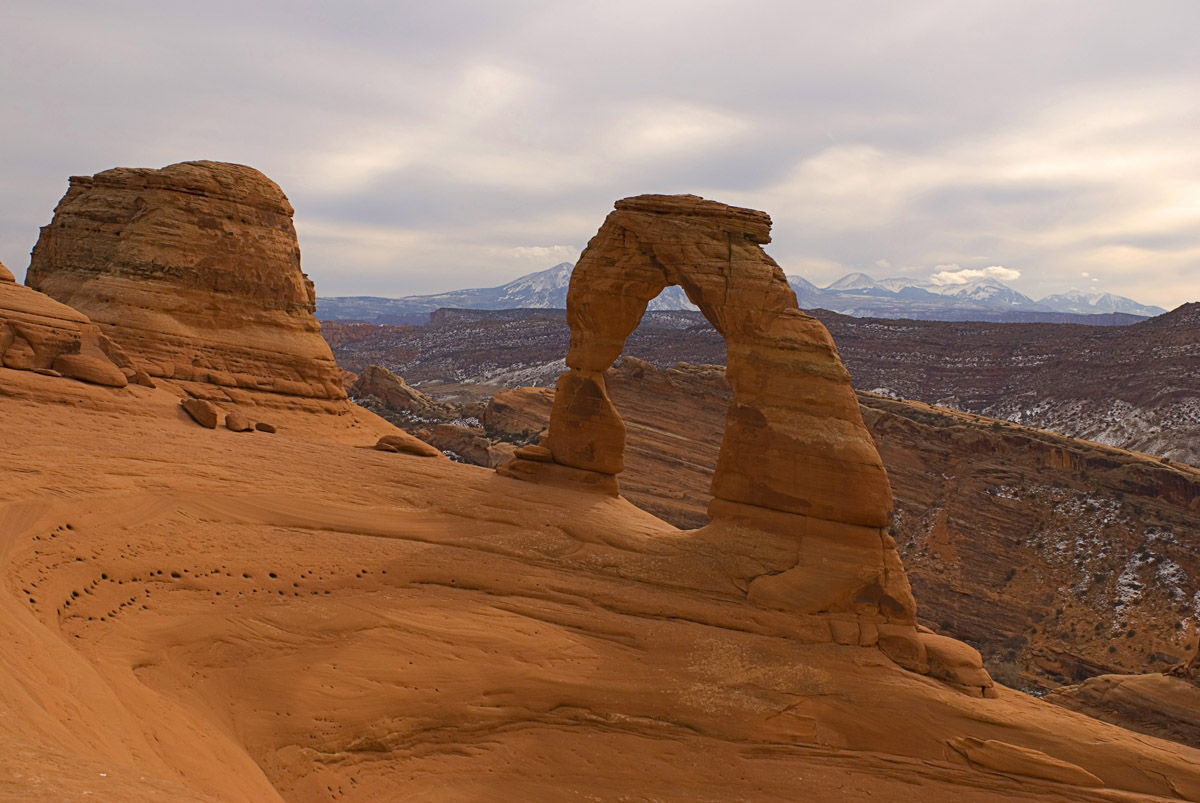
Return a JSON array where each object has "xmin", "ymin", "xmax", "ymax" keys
[
  {"xmin": 1046, "ymin": 660, "xmax": 1200, "ymax": 750},
  {"xmin": 323, "ymin": 302, "xmax": 1200, "ymax": 464},
  {"xmin": 6, "ymin": 309, "xmax": 1200, "ymax": 801},
  {"xmin": 482, "ymin": 358, "xmax": 1200, "ymax": 693},
  {"xmin": 26, "ymin": 161, "xmax": 349, "ymax": 415}
]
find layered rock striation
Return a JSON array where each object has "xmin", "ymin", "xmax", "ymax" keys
[
  {"xmin": 26, "ymin": 161, "xmax": 347, "ymax": 412},
  {"xmin": 1047, "ymin": 666, "xmax": 1200, "ymax": 750}
]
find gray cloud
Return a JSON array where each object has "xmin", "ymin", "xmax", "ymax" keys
[{"xmin": 2, "ymin": 0, "xmax": 1198, "ymax": 308}]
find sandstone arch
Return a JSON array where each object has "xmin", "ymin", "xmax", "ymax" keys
[{"xmin": 501, "ymin": 195, "xmax": 954, "ymax": 673}]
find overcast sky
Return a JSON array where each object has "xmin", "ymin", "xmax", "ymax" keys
[{"xmin": 3, "ymin": 0, "xmax": 1198, "ymax": 308}]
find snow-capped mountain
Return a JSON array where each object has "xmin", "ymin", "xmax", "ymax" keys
[
  {"xmin": 316, "ymin": 263, "xmax": 696, "ymax": 324},
  {"xmin": 1038, "ymin": 290, "xmax": 1166, "ymax": 317},
  {"xmin": 317, "ymin": 264, "xmax": 1169, "ymax": 325},
  {"xmin": 797, "ymin": 273, "xmax": 1166, "ymax": 322}
]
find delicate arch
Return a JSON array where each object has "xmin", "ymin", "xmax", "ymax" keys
[
  {"xmin": 500, "ymin": 194, "xmax": 922, "ymax": 632},
  {"xmin": 550, "ymin": 194, "xmax": 892, "ymax": 528}
]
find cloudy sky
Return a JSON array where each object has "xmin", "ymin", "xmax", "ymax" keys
[{"xmin": 3, "ymin": 0, "xmax": 1198, "ymax": 308}]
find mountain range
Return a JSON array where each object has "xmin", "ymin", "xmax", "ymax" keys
[{"xmin": 316, "ymin": 263, "xmax": 1167, "ymax": 325}]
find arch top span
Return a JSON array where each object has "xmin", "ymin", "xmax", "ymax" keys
[{"xmin": 542, "ymin": 193, "xmax": 892, "ymax": 529}]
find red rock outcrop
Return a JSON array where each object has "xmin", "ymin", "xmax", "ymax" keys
[
  {"xmin": 1, "ymin": 274, "xmax": 133, "ymax": 388},
  {"xmin": 499, "ymin": 194, "xmax": 968, "ymax": 685},
  {"xmin": 351, "ymin": 364, "xmax": 446, "ymax": 418},
  {"xmin": 181, "ymin": 397, "xmax": 219, "ymax": 428},
  {"xmin": 424, "ymin": 422, "xmax": 515, "ymax": 467},
  {"xmin": 1047, "ymin": 668, "xmax": 1200, "ymax": 750},
  {"xmin": 374, "ymin": 432, "xmax": 445, "ymax": 459},
  {"xmin": 26, "ymin": 161, "xmax": 347, "ymax": 414},
  {"xmin": 483, "ymin": 386, "xmax": 554, "ymax": 442}
]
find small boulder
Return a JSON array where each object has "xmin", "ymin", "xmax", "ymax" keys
[
  {"xmin": 375, "ymin": 433, "xmax": 445, "ymax": 459},
  {"xmin": 920, "ymin": 632, "xmax": 995, "ymax": 696},
  {"xmin": 52, "ymin": 353, "xmax": 129, "ymax": 388},
  {"xmin": 131, "ymin": 368, "xmax": 156, "ymax": 388},
  {"xmin": 255, "ymin": 421, "xmax": 277, "ymax": 434},
  {"xmin": 181, "ymin": 398, "xmax": 219, "ymax": 429},
  {"xmin": 225, "ymin": 410, "xmax": 252, "ymax": 432}
]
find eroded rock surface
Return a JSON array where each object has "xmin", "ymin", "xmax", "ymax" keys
[
  {"xmin": 499, "ymin": 194, "xmax": 950, "ymax": 682},
  {"xmin": 26, "ymin": 161, "xmax": 348, "ymax": 414},
  {"xmin": 7, "ymin": 301, "xmax": 1200, "ymax": 801},
  {"xmin": 351, "ymin": 365, "xmax": 447, "ymax": 418},
  {"xmin": 1047, "ymin": 662, "xmax": 1200, "ymax": 750},
  {"xmin": 0, "ymin": 277, "xmax": 134, "ymax": 387},
  {"xmin": 479, "ymin": 358, "xmax": 1200, "ymax": 692}
]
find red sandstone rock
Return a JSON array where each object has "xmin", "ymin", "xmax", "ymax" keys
[
  {"xmin": 948, "ymin": 737, "xmax": 1104, "ymax": 787},
  {"xmin": 0, "ymin": 278, "xmax": 132, "ymax": 382},
  {"xmin": 1047, "ymin": 669, "xmax": 1200, "ymax": 750},
  {"xmin": 375, "ymin": 433, "xmax": 445, "ymax": 459},
  {"xmin": 52, "ymin": 353, "xmax": 129, "ymax": 388},
  {"xmin": 254, "ymin": 421, "xmax": 277, "ymax": 434},
  {"xmin": 481, "ymin": 358, "xmax": 1200, "ymax": 693},
  {"xmin": 425, "ymin": 423, "xmax": 516, "ymax": 467},
  {"xmin": 0, "ymin": 260, "xmax": 14, "ymax": 283},
  {"xmin": 181, "ymin": 398, "xmax": 219, "ymax": 429},
  {"xmin": 485, "ymin": 387, "xmax": 555, "ymax": 441},
  {"xmin": 514, "ymin": 444, "xmax": 553, "ymax": 463},
  {"xmin": 495, "ymin": 194, "xmax": 991, "ymax": 691},
  {"xmin": 353, "ymin": 364, "xmax": 446, "ymax": 417},
  {"xmin": 26, "ymin": 161, "xmax": 348, "ymax": 414},
  {"xmin": 225, "ymin": 410, "xmax": 252, "ymax": 432}
]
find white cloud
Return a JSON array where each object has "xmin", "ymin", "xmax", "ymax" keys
[
  {"xmin": 929, "ymin": 265, "xmax": 1021, "ymax": 286},
  {"xmin": 504, "ymin": 245, "xmax": 581, "ymax": 265},
  {"xmin": 2, "ymin": 1, "xmax": 1199, "ymax": 308}
]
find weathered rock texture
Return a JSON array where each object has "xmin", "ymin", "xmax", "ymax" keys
[
  {"xmin": 499, "ymin": 195, "xmax": 953, "ymax": 681},
  {"xmin": 374, "ymin": 432, "xmax": 445, "ymax": 459},
  {"xmin": 1047, "ymin": 670, "xmax": 1200, "ymax": 750},
  {"xmin": 484, "ymin": 386, "xmax": 555, "ymax": 442},
  {"xmin": 422, "ymin": 423, "xmax": 515, "ymax": 467},
  {"xmin": 0, "ymin": 276, "xmax": 133, "ymax": 387},
  {"xmin": 26, "ymin": 161, "xmax": 347, "ymax": 413},
  {"xmin": 481, "ymin": 358, "xmax": 1200, "ymax": 693},
  {"xmin": 9, "ymin": 372, "xmax": 1200, "ymax": 801},
  {"xmin": 351, "ymin": 365, "xmax": 447, "ymax": 418}
]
